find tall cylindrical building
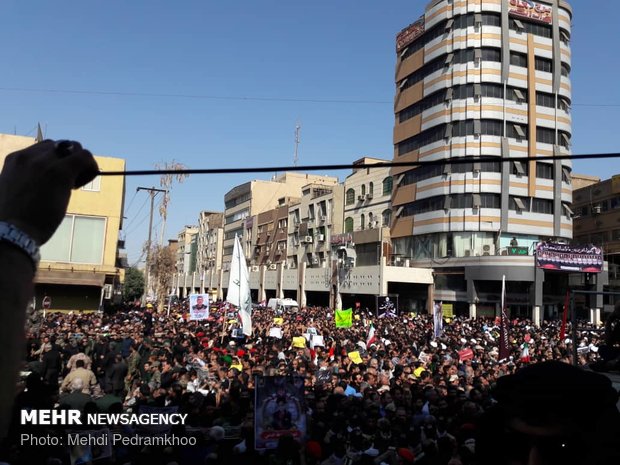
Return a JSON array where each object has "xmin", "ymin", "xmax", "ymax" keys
[{"xmin": 390, "ymin": 0, "xmax": 573, "ymax": 319}]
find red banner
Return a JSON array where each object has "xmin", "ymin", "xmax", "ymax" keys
[
  {"xmin": 458, "ymin": 348, "xmax": 474, "ymax": 362},
  {"xmin": 508, "ymin": 0, "xmax": 553, "ymax": 25}
]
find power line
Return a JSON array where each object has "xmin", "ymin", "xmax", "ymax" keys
[
  {"xmin": 98, "ymin": 152, "xmax": 620, "ymax": 177},
  {"xmin": 0, "ymin": 85, "xmax": 618, "ymax": 108},
  {"xmin": 123, "ymin": 195, "xmax": 150, "ymax": 230}
]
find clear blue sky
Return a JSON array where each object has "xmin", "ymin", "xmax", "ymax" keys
[{"xmin": 0, "ymin": 0, "xmax": 618, "ymax": 265}]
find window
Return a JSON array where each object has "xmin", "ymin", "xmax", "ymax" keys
[
  {"xmin": 536, "ymin": 163, "xmax": 554, "ymax": 179},
  {"xmin": 40, "ymin": 215, "xmax": 106, "ymax": 264},
  {"xmin": 369, "ymin": 182, "xmax": 374, "ymax": 197},
  {"xmin": 81, "ymin": 176, "xmax": 101, "ymax": 192},
  {"xmin": 532, "ymin": 198, "xmax": 553, "ymax": 214},
  {"xmin": 383, "ymin": 177, "xmax": 393, "ymax": 195},
  {"xmin": 535, "ymin": 57, "xmax": 552, "ymax": 73},
  {"xmin": 225, "ymin": 228, "xmax": 244, "ymax": 240},
  {"xmin": 345, "ymin": 217, "xmax": 354, "ymax": 233},
  {"xmin": 562, "ymin": 167, "xmax": 572, "ymax": 184},
  {"xmin": 360, "ymin": 214, "xmax": 365, "ymax": 230},
  {"xmin": 451, "ymin": 194, "xmax": 474, "ymax": 209},
  {"xmin": 512, "ymin": 161, "xmax": 527, "ymax": 176},
  {"xmin": 559, "ymin": 132, "xmax": 571, "ymax": 148},
  {"xmin": 479, "ymin": 193, "xmax": 501, "ymax": 208},
  {"xmin": 397, "ymin": 124, "xmax": 445, "ymax": 155},
  {"xmin": 361, "ymin": 184, "xmax": 366, "ymax": 196},
  {"xmin": 562, "ymin": 204, "xmax": 574, "ymax": 218},
  {"xmin": 536, "ymin": 92, "xmax": 556, "ymax": 108},
  {"xmin": 536, "ymin": 127, "xmax": 556, "ymax": 145},
  {"xmin": 560, "ymin": 29, "xmax": 570, "ymax": 44},
  {"xmin": 225, "ymin": 208, "xmax": 249, "ymax": 225},
  {"xmin": 382, "ymin": 209, "xmax": 392, "ymax": 226},
  {"xmin": 561, "ymin": 62, "xmax": 570, "ymax": 77},
  {"xmin": 510, "ymin": 19, "xmax": 551, "ymax": 38},
  {"xmin": 510, "ymin": 196, "xmax": 530, "ymax": 212},
  {"xmin": 398, "ymin": 88, "xmax": 448, "ymax": 123},
  {"xmin": 507, "ymin": 123, "xmax": 527, "ymax": 140},
  {"xmin": 510, "ymin": 51, "xmax": 528, "ymax": 68},
  {"xmin": 508, "ymin": 87, "xmax": 528, "ymax": 103},
  {"xmin": 346, "ymin": 188, "xmax": 355, "ymax": 205}
]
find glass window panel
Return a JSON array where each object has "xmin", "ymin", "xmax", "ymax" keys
[
  {"xmin": 40, "ymin": 215, "xmax": 73, "ymax": 262},
  {"xmin": 70, "ymin": 217, "xmax": 106, "ymax": 264}
]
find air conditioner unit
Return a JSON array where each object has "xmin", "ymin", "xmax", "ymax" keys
[
  {"xmin": 366, "ymin": 193, "xmax": 373, "ymax": 200},
  {"xmin": 311, "ymin": 258, "xmax": 320, "ymax": 265},
  {"xmin": 319, "ymin": 215, "xmax": 326, "ymax": 223},
  {"xmin": 303, "ymin": 236, "xmax": 313, "ymax": 243},
  {"xmin": 482, "ymin": 245, "xmax": 495, "ymax": 256},
  {"xmin": 358, "ymin": 195, "xmax": 365, "ymax": 201},
  {"xmin": 252, "ymin": 265, "xmax": 260, "ymax": 272},
  {"xmin": 103, "ymin": 284, "xmax": 113, "ymax": 300},
  {"xmin": 268, "ymin": 264, "xmax": 277, "ymax": 270},
  {"xmin": 464, "ymin": 250, "xmax": 472, "ymax": 257},
  {"xmin": 593, "ymin": 205, "xmax": 602, "ymax": 214},
  {"xmin": 317, "ymin": 234, "xmax": 325, "ymax": 242}
]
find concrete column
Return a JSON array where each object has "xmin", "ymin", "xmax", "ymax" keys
[
  {"xmin": 532, "ymin": 305, "xmax": 541, "ymax": 327},
  {"xmin": 590, "ymin": 308, "xmax": 601, "ymax": 326},
  {"xmin": 469, "ymin": 303, "xmax": 477, "ymax": 319},
  {"xmin": 217, "ymin": 268, "xmax": 224, "ymax": 301},
  {"xmin": 380, "ymin": 256, "xmax": 388, "ymax": 295},
  {"xmin": 259, "ymin": 266, "xmax": 266, "ymax": 302},
  {"xmin": 277, "ymin": 264, "xmax": 284, "ymax": 299},
  {"xmin": 299, "ymin": 262, "xmax": 307, "ymax": 308},
  {"xmin": 427, "ymin": 284, "xmax": 435, "ymax": 315}
]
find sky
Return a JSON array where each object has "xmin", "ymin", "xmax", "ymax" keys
[{"xmin": 0, "ymin": 0, "xmax": 618, "ymax": 265}]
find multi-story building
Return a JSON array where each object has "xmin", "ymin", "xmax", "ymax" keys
[
  {"xmin": 254, "ymin": 198, "xmax": 296, "ymax": 268},
  {"xmin": 573, "ymin": 176, "xmax": 620, "ymax": 311},
  {"xmin": 195, "ymin": 211, "xmax": 224, "ymax": 297},
  {"xmin": 0, "ymin": 134, "xmax": 126, "ymax": 311},
  {"xmin": 176, "ymin": 226, "xmax": 199, "ymax": 275},
  {"xmin": 222, "ymin": 173, "xmax": 339, "ymax": 267},
  {"xmin": 343, "ymin": 157, "xmax": 393, "ymax": 267},
  {"xmin": 391, "ymin": 0, "xmax": 574, "ymax": 320},
  {"xmin": 288, "ymin": 182, "xmax": 344, "ymax": 271}
]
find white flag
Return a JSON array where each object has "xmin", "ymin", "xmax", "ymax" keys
[{"xmin": 226, "ymin": 235, "xmax": 252, "ymax": 336}]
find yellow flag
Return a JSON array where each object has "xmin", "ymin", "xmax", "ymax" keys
[
  {"xmin": 274, "ymin": 317, "xmax": 284, "ymax": 326},
  {"xmin": 230, "ymin": 364, "xmax": 243, "ymax": 371},
  {"xmin": 292, "ymin": 336, "xmax": 306, "ymax": 348},
  {"xmin": 348, "ymin": 351, "xmax": 363, "ymax": 364}
]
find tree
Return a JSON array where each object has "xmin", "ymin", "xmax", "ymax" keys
[
  {"xmin": 123, "ymin": 267, "xmax": 145, "ymax": 302},
  {"xmin": 156, "ymin": 160, "xmax": 190, "ymax": 245},
  {"xmin": 149, "ymin": 245, "xmax": 176, "ymax": 313}
]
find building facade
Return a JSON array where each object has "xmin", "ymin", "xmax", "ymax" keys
[
  {"xmin": 391, "ymin": 0, "xmax": 573, "ymax": 320},
  {"xmin": 176, "ymin": 226, "xmax": 199, "ymax": 275},
  {"xmin": 0, "ymin": 134, "xmax": 126, "ymax": 311},
  {"xmin": 573, "ymin": 176, "xmax": 620, "ymax": 311},
  {"xmin": 222, "ymin": 173, "xmax": 339, "ymax": 268}
]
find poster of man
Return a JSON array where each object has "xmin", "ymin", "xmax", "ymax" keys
[
  {"xmin": 255, "ymin": 376, "xmax": 306, "ymax": 450},
  {"xmin": 189, "ymin": 293, "xmax": 209, "ymax": 321},
  {"xmin": 377, "ymin": 295, "xmax": 399, "ymax": 318}
]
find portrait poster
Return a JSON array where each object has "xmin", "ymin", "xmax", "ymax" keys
[
  {"xmin": 377, "ymin": 295, "xmax": 399, "ymax": 318},
  {"xmin": 189, "ymin": 293, "xmax": 210, "ymax": 320},
  {"xmin": 255, "ymin": 376, "xmax": 306, "ymax": 450}
]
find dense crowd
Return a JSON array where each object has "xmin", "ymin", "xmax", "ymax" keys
[{"xmin": 0, "ymin": 301, "xmax": 614, "ymax": 465}]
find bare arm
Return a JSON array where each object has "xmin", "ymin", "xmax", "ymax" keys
[{"xmin": 0, "ymin": 140, "xmax": 97, "ymax": 438}]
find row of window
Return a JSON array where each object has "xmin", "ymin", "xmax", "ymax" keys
[
  {"xmin": 397, "ymin": 121, "xmax": 571, "ymax": 156},
  {"xmin": 344, "ymin": 210, "xmax": 393, "ymax": 233},
  {"xmin": 510, "ymin": 51, "xmax": 571, "ymax": 76},
  {"xmin": 401, "ymin": 12, "xmax": 569, "ymax": 61},
  {"xmin": 401, "ymin": 13, "xmax": 504, "ymax": 60},
  {"xmin": 399, "ymin": 159, "xmax": 570, "ymax": 186},
  {"xmin": 574, "ymin": 197, "xmax": 620, "ymax": 217},
  {"xmin": 398, "ymin": 84, "xmax": 570, "ymax": 124},
  {"xmin": 346, "ymin": 178, "xmax": 393, "ymax": 205},
  {"xmin": 400, "ymin": 46, "xmax": 570, "ymax": 92},
  {"xmin": 398, "ymin": 194, "xmax": 565, "ymax": 217}
]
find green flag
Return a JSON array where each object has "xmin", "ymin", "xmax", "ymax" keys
[{"xmin": 335, "ymin": 309, "xmax": 353, "ymax": 328}]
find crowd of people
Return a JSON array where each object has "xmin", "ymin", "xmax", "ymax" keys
[{"xmin": 1, "ymin": 299, "xmax": 618, "ymax": 465}]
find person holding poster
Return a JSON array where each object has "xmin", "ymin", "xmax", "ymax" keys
[{"xmin": 189, "ymin": 294, "xmax": 209, "ymax": 321}]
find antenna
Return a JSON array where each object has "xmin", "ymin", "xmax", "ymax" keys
[{"xmin": 293, "ymin": 123, "xmax": 301, "ymax": 166}]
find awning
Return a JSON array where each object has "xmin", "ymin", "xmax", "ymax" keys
[{"xmin": 35, "ymin": 270, "xmax": 107, "ymax": 287}]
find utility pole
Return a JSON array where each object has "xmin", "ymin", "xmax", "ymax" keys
[
  {"xmin": 137, "ymin": 186, "xmax": 167, "ymax": 305},
  {"xmin": 293, "ymin": 123, "xmax": 301, "ymax": 167}
]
